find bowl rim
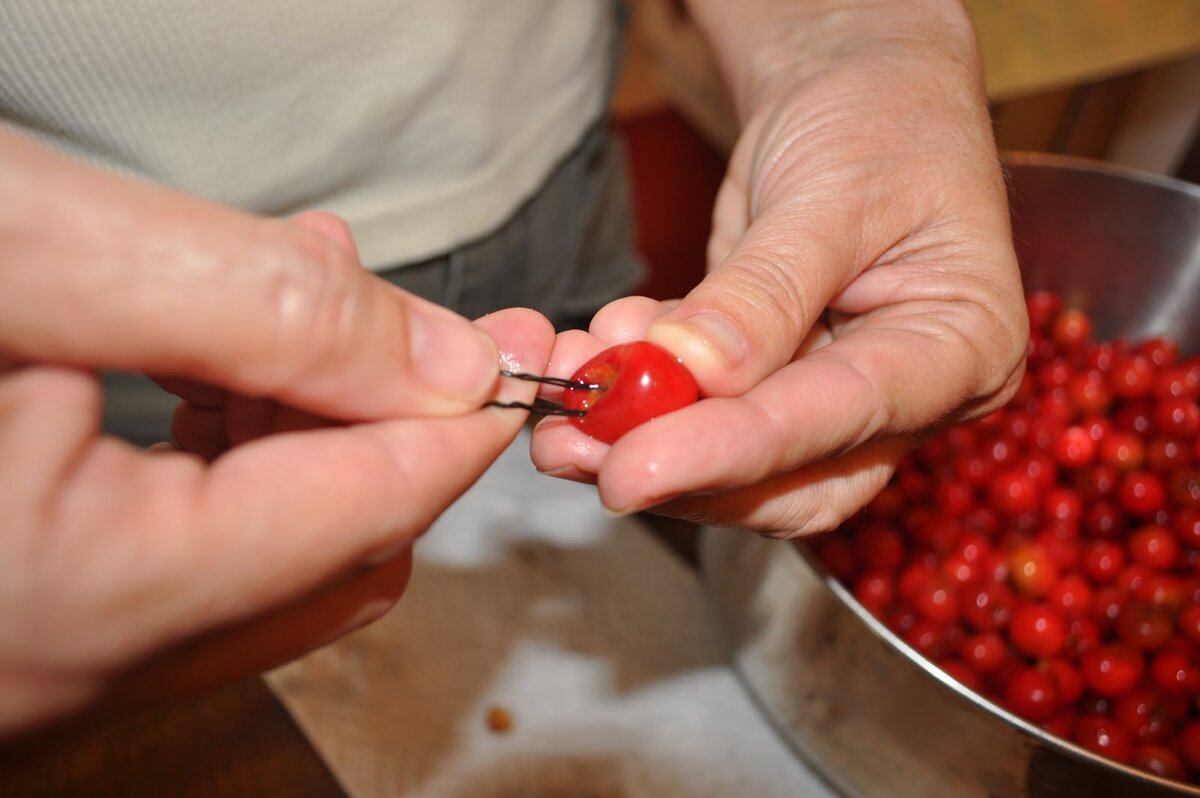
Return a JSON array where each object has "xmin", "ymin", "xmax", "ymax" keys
[{"xmin": 1003, "ymin": 150, "xmax": 1200, "ymax": 202}]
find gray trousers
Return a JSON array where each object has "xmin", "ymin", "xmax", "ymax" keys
[{"xmin": 102, "ymin": 121, "xmax": 643, "ymax": 445}]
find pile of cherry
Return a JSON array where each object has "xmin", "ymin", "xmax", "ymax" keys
[{"xmin": 812, "ymin": 291, "xmax": 1200, "ymax": 784}]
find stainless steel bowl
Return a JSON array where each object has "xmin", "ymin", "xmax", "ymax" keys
[{"xmin": 700, "ymin": 154, "xmax": 1200, "ymax": 798}]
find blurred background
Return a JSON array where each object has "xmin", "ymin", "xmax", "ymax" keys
[{"xmin": 614, "ymin": 0, "xmax": 1200, "ymax": 302}]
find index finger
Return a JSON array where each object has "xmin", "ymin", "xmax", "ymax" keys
[{"xmin": 0, "ymin": 128, "xmax": 498, "ymax": 421}]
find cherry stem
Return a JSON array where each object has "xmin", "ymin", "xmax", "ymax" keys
[
  {"xmin": 500, "ymin": 370, "xmax": 600, "ymax": 391},
  {"xmin": 485, "ymin": 398, "xmax": 587, "ymax": 417}
]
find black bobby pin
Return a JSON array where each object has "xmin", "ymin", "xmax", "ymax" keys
[
  {"xmin": 499, "ymin": 370, "xmax": 600, "ymax": 391},
  {"xmin": 485, "ymin": 398, "xmax": 587, "ymax": 417}
]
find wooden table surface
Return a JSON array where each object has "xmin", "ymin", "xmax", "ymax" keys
[{"xmin": 0, "ymin": 678, "xmax": 345, "ymax": 798}]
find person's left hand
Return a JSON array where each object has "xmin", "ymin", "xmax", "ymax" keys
[{"xmin": 530, "ymin": 0, "xmax": 1028, "ymax": 537}]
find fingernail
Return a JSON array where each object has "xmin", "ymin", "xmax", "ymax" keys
[
  {"xmin": 409, "ymin": 307, "xmax": 498, "ymax": 404},
  {"xmin": 652, "ymin": 311, "xmax": 746, "ymax": 371}
]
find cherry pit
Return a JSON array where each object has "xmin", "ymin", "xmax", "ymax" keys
[{"xmin": 812, "ymin": 290, "xmax": 1200, "ymax": 785}]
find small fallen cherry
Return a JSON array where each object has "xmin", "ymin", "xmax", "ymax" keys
[
  {"xmin": 485, "ymin": 704, "xmax": 514, "ymax": 734},
  {"xmin": 563, "ymin": 341, "xmax": 700, "ymax": 444}
]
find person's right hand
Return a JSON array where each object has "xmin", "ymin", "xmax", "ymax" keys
[{"xmin": 0, "ymin": 127, "xmax": 554, "ymax": 735}]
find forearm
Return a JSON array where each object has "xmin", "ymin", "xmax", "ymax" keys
[{"xmin": 681, "ymin": 0, "xmax": 980, "ymax": 121}]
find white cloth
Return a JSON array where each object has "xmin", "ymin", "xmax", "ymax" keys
[
  {"xmin": 0, "ymin": 2, "xmax": 611, "ymax": 268},
  {"xmin": 266, "ymin": 431, "xmax": 836, "ymax": 797}
]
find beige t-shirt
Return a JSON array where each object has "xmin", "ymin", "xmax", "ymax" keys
[{"xmin": 0, "ymin": 1, "xmax": 612, "ymax": 268}]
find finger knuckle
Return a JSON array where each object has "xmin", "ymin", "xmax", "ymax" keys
[
  {"xmin": 716, "ymin": 246, "xmax": 816, "ymax": 342},
  {"xmin": 258, "ymin": 239, "xmax": 364, "ymax": 391}
]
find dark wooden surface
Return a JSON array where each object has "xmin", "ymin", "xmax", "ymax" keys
[{"xmin": 0, "ymin": 678, "xmax": 346, "ymax": 798}]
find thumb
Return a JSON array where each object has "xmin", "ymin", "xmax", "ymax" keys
[{"xmin": 646, "ymin": 203, "xmax": 849, "ymax": 396}]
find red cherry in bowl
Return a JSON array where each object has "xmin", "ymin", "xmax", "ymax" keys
[{"xmin": 563, "ymin": 341, "xmax": 699, "ymax": 444}]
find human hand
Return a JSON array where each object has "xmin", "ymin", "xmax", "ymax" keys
[
  {"xmin": 0, "ymin": 128, "xmax": 554, "ymax": 733},
  {"xmin": 530, "ymin": 0, "xmax": 1027, "ymax": 535}
]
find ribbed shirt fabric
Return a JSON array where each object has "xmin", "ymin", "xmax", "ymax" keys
[{"xmin": 0, "ymin": 2, "xmax": 612, "ymax": 268}]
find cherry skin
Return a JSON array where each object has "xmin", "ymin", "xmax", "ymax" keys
[
  {"xmin": 1004, "ymin": 667, "xmax": 1059, "ymax": 723},
  {"xmin": 1081, "ymin": 643, "xmax": 1145, "ymax": 697},
  {"xmin": 1074, "ymin": 715, "xmax": 1135, "ymax": 764},
  {"xmin": 563, "ymin": 341, "xmax": 699, "ymax": 444}
]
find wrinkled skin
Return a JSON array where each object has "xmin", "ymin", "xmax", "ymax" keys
[{"xmin": 532, "ymin": 0, "xmax": 1028, "ymax": 536}]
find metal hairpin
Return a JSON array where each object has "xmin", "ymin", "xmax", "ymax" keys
[
  {"xmin": 484, "ymin": 370, "xmax": 600, "ymax": 416},
  {"xmin": 498, "ymin": 370, "xmax": 600, "ymax": 391}
]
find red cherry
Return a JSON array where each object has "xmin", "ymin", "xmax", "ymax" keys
[
  {"xmin": 961, "ymin": 632, "xmax": 1008, "ymax": 673},
  {"xmin": 1047, "ymin": 575, "xmax": 1093, "ymax": 615},
  {"xmin": 1065, "ymin": 615, "xmax": 1101, "ymax": 658},
  {"xmin": 1155, "ymin": 365, "xmax": 1200, "ymax": 401},
  {"xmin": 1026, "ymin": 291, "xmax": 1062, "ymax": 331},
  {"xmin": 1009, "ymin": 603, "xmax": 1067, "ymax": 659},
  {"xmin": 933, "ymin": 480, "xmax": 974, "ymax": 517},
  {"xmin": 815, "ymin": 536, "xmax": 856, "ymax": 581},
  {"xmin": 866, "ymin": 485, "xmax": 906, "ymax": 520},
  {"xmin": 1128, "ymin": 524, "xmax": 1178, "ymax": 570},
  {"xmin": 960, "ymin": 582, "xmax": 1016, "ymax": 632},
  {"xmin": 1132, "ymin": 744, "xmax": 1186, "ymax": 781},
  {"xmin": 1139, "ymin": 338, "xmax": 1179, "ymax": 369},
  {"xmin": 1043, "ymin": 487, "xmax": 1083, "ymax": 525},
  {"xmin": 1042, "ymin": 711, "xmax": 1077, "ymax": 739},
  {"xmin": 1168, "ymin": 469, "xmax": 1200, "ymax": 510},
  {"xmin": 1117, "ymin": 472, "xmax": 1166, "ymax": 517},
  {"xmin": 1092, "ymin": 586, "xmax": 1127, "ymax": 631},
  {"xmin": 1116, "ymin": 402, "xmax": 1155, "ymax": 437},
  {"xmin": 897, "ymin": 562, "xmax": 936, "ymax": 604},
  {"xmin": 1083, "ymin": 500, "xmax": 1124, "ymax": 539},
  {"xmin": 1174, "ymin": 511, "xmax": 1200, "ymax": 548},
  {"xmin": 911, "ymin": 576, "xmax": 959, "ymax": 624},
  {"xmin": 1068, "ymin": 371, "xmax": 1112, "ymax": 415},
  {"xmin": 1052, "ymin": 427, "xmax": 1097, "ymax": 468},
  {"xmin": 1146, "ymin": 436, "xmax": 1191, "ymax": 471},
  {"xmin": 1084, "ymin": 541, "xmax": 1125, "ymax": 584},
  {"xmin": 904, "ymin": 620, "xmax": 955, "ymax": 659},
  {"xmin": 936, "ymin": 658, "xmax": 983, "ymax": 691},
  {"xmin": 1076, "ymin": 464, "xmax": 1119, "ymax": 500},
  {"xmin": 1037, "ymin": 358, "xmax": 1073, "ymax": 391},
  {"xmin": 1081, "ymin": 644, "xmax": 1145, "ymax": 697},
  {"xmin": 854, "ymin": 524, "xmax": 906, "ymax": 573},
  {"xmin": 1009, "ymin": 543, "xmax": 1059, "ymax": 597},
  {"xmin": 1113, "ymin": 687, "xmax": 1173, "ymax": 743},
  {"xmin": 564, "ymin": 341, "xmax": 699, "ymax": 444},
  {"xmin": 1045, "ymin": 659, "xmax": 1085, "ymax": 705},
  {"xmin": 1115, "ymin": 602, "xmax": 1174, "ymax": 651},
  {"xmin": 988, "ymin": 469, "xmax": 1040, "ymax": 516},
  {"xmin": 1099, "ymin": 431, "xmax": 1144, "ymax": 471},
  {"xmin": 853, "ymin": 572, "xmax": 895, "ymax": 614},
  {"xmin": 1074, "ymin": 715, "xmax": 1135, "ymax": 764},
  {"xmin": 1150, "ymin": 649, "xmax": 1200, "ymax": 695},
  {"xmin": 940, "ymin": 553, "xmax": 979, "ymax": 587},
  {"xmin": 1155, "ymin": 399, "xmax": 1200, "ymax": 437},
  {"xmin": 1179, "ymin": 603, "xmax": 1200, "ymax": 645},
  {"xmin": 1180, "ymin": 721, "xmax": 1200, "ymax": 769},
  {"xmin": 1004, "ymin": 667, "xmax": 1060, "ymax": 723},
  {"xmin": 1136, "ymin": 574, "xmax": 1188, "ymax": 612},
  {"xmin": 1035, "ymin": 523, "xmax": 1081, "ymax": 570},
  {"xmin": 1052, "ymin": 309, "xmax": 1091, "ymax": 352},
  {"xmin": 1109, "ymin": 355, "xmax": 1156, "ymax": 399}
]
